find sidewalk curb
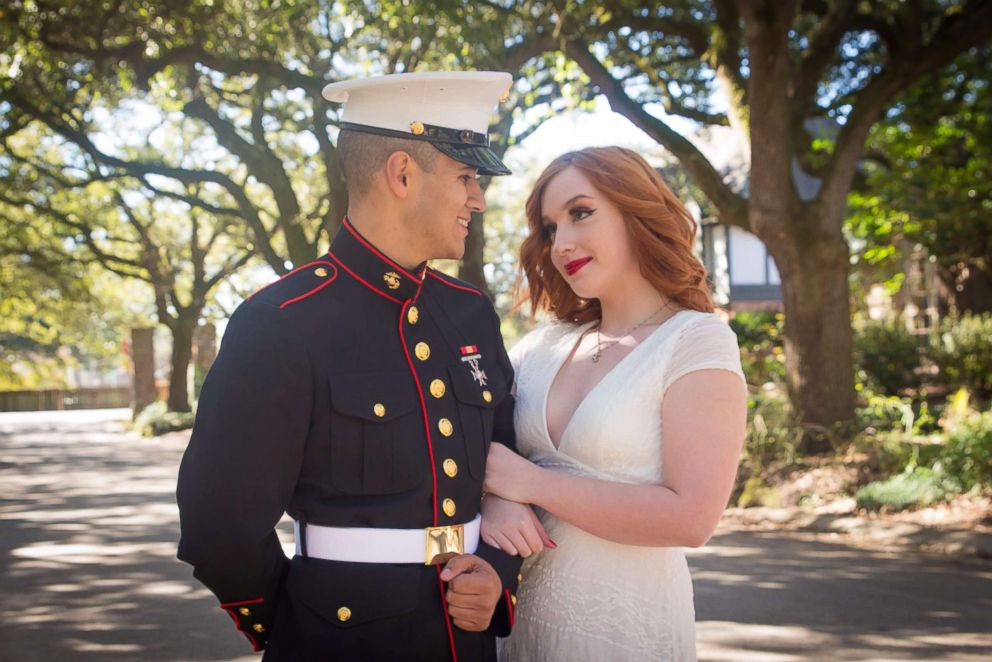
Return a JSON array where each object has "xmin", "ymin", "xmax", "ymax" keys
[{"xmin": 720, "ymin": 507, "xmax": 992, "ymax": 559}]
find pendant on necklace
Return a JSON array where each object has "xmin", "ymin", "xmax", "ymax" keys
[{"xmin": 591, "ymin": 351, "xmax": 601, "ymax": 363}]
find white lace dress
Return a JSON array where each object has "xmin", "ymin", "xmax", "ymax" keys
[{"xmin": 499, "ymin": 311, "xmax": 745, "ymax": 662}]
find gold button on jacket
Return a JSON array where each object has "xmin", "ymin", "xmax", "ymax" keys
[
  {"xmin": 415, "ymin": 342, "xmax": 430, "ymax": 361},
  {"xmin": 407, "ymin": 306, "xmax": 419, "ymax": 324},
  {"xmin": 438, "ymin": 418, "xmax": 453, "ymax": 437},
  {"xmin": 337, "ymin": 606, "xmax": 352, "ymax": 622},
  {"xmin": 429, "ymin": 379, "xmax": 445, "ymax": 399},
  {"xmin": 442, "ymin": 498, "xmax": 456, "ymax": 517},
  {"xmin": 373, "ymin": 403, "xmax": 386, "ymax": 418},
  {"xmin": 482, "ymin": 389, "xmax": 492, "ymax": 403},
  {"xmin": 442, "ymin": 458, "xmax": 458, "ymax": 477}
]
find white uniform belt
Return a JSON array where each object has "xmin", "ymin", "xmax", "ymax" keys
[{"xmin": 294, "ymin": 514, "xmax": 481, "ymax": 564}]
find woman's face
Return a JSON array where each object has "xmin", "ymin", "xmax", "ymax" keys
[{"xmin": 539, "ymin": 166, "xmax": 640, "ymax": 300}]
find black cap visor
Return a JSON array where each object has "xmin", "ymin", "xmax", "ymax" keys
[{"xmin": 432, "ymin": 141, "xmax": 511, "ymax": 177}]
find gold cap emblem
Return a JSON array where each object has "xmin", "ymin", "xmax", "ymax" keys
[
  {"xmin": 383, "ymin": 272, "xmax": 401, "ymax": 289},
  {"xmin": 410, "ymin": 121, "xmax": 425, "ymax": 135}
]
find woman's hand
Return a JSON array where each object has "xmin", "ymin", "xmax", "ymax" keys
[
  {"xmin": 480, "ymin": 495, "xmax": 556, "ymax": 557},
  {"xmin": 484, "ymin": 442, "xmax": 542, "ymax": 503}
]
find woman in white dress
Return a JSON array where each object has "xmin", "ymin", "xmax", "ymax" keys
[{"xmin": 482, "ymin": 146, "xmax": 747, "ymax": 661}]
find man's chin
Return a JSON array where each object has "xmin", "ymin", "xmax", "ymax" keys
[{"xmin": 433, "ymin": 243, "xmax": 466, "ymax": 262}]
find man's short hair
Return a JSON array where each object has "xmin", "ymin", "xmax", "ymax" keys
[{"xmin": 336, "ymin": 129, "xmax": 439, "ymax": 199}]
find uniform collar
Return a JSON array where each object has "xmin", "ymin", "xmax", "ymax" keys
[{"xmin": 329, "ymin": 217, "xmax": 426, "ymax": 304}]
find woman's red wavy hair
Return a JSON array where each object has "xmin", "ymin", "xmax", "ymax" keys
[{"xmin": 519, "ymin": 146, "xmax": 714, "ymax": 323}]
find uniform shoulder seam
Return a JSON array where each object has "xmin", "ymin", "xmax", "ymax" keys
[{"xmin": 247, "ymin": 258, "xmax": 339, "ymax": 309}]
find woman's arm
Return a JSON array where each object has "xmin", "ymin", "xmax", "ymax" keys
[{"xmin": 485, "ymin": 369, "xmax": 746, "ymax": 548}]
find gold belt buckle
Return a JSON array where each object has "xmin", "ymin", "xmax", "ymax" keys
[{"xmin": 424, "ymin": 523, "xmax": 465, "ymax": 565}]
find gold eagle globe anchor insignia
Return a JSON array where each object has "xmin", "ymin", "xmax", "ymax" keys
[{"xmin": 383, "ymin": 272, "xmax": 401, "ymax": 290}]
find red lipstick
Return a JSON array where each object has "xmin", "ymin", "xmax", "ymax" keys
[{"xmin": 564, "ymin": 257, "xmax": 592, "ymax": 276}]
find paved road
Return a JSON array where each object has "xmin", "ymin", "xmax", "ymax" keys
[{"xmin": 1, "ymin": 410, "xmax": 990, "ymax": 661}]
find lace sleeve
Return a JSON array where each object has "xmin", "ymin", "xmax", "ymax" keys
[{"xmin": 663, "ymin": 315, "xmax": 746, "ymax": 394}]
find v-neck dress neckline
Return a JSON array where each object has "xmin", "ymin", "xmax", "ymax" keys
[{"xmin": 541, "ymin": 310, "xmax": 690, "ymax": 452}]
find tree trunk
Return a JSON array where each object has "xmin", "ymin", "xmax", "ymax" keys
[
  {"xmin": 167, "ymin": 316, "xmax": 197, "ymax": 413},
  {"xmin": 130, "ymin": 327, "xmax": 157, "ymax": 419},
  {"xmin": 458, "ymin": 209, "xmax": 493, "ymax": 298},
  {"xmin": 770, "ymin": 230, "xmax": 857, "ymax": 451}
]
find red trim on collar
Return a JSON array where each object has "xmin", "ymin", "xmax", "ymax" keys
[
  {"xmin": 504, "ymin": 588, "xmax": 515, "ymax": 627},
  {"xmin": 343, "ymin": 217, "xmax": 422, "ymax": 282},
  {"xmin": 427, "ymin": 270, "xmax": 483, "ymax": 296},
  {"xmin": 328, "ymin": 252, "xmax": 404, "ymax": 305}
]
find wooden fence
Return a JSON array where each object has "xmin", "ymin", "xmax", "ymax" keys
[{"xmin": 0, "ymin": 387, "xmax": 131, "ymax": 412}]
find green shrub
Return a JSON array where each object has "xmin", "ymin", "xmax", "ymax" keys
[
  {"xmin": 745, "ymin": 387, "xmax": 801, "ymax": 467},
  {"xmin": 856, "ymin": 388, "xmax": 942, "ymax": 437},
  {"xmin": 931, "ymin": 312, "xmax": 992, "ymax": 397},
  {"xmin": 854, "ymin": 318, "xmax": 921, "ymax": 395},
  {"xmin": 134, "ymin": 401, "xmax": 195, "ymax": 437},
  {"xmin": 732, "ymin": 387, "xmax": 801, "ymax": 507},
  {"xmin": 855, "ymin": 466, "xmax": 952, "ymax": 511},
  {"xmin": 941, "ymin": 411, "xmax": 992, "ymax": 492},
  {"xmin": 731, "ymin": 312, "xmax": 786, "ymax": 386},
  {"xmin": 730, "ymin": 311, "xmax": 783, "ymax": 347}
]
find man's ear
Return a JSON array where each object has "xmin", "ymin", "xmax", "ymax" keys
[{"xmin": 384, "ymin": 151, "xmax": 416, "ymax": 199}]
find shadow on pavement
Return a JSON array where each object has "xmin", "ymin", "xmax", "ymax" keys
[
  {"xmin": 690, "ymin": 529, "xmax": 992, "ymax": 660},
  {"xmin": 0, "ymin": 410, "xmax": 263, "ymax": 662}
]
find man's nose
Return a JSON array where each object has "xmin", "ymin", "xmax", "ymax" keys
[{"xmin": 467, "ymin": 179, "xmax": 486, "ymax": 213}]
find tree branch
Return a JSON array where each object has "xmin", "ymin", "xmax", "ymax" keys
[{"xmin": 565, "ymin": 40, "xmax": 748, "ymax": 228}]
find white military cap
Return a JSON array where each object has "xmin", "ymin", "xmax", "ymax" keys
[{"xmin": 322, "ymin": 71, "xmax": 512, "ymax": 176}]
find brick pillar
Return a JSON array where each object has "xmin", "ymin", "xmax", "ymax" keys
[
  {"xmin": 193, "ymin": 322, "xmax": 217, "ymax": 399},
  {"xmin": 131, "ymin": 327, "xmax": 156, "ymax": 419}
]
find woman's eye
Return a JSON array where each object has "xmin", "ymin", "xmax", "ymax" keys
[{"xmin": 571, "ymin": 207, "xmax": 595, "ymax": 220}]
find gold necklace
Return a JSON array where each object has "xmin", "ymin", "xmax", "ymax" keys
[{"xmin": 592, "ymin": 299, "xmax": 674, "ymax": 363}]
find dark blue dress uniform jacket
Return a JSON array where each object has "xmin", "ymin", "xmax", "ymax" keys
[{"xmin": 177, "ymin": 219, "xmax": 522, "ymax": 661}]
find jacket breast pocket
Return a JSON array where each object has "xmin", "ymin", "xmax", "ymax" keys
[
  {"xmin": 447, "ymin": 363, "xmax": 507, "ymax": 480},
  {"xmin": 327, "ymin": 372, "xmax": 424, "ymax": 494}
]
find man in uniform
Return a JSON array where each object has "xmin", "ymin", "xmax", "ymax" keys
[{"xmin": 177, "ymin": 71, "xmax": 523, "ymax": 661}]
